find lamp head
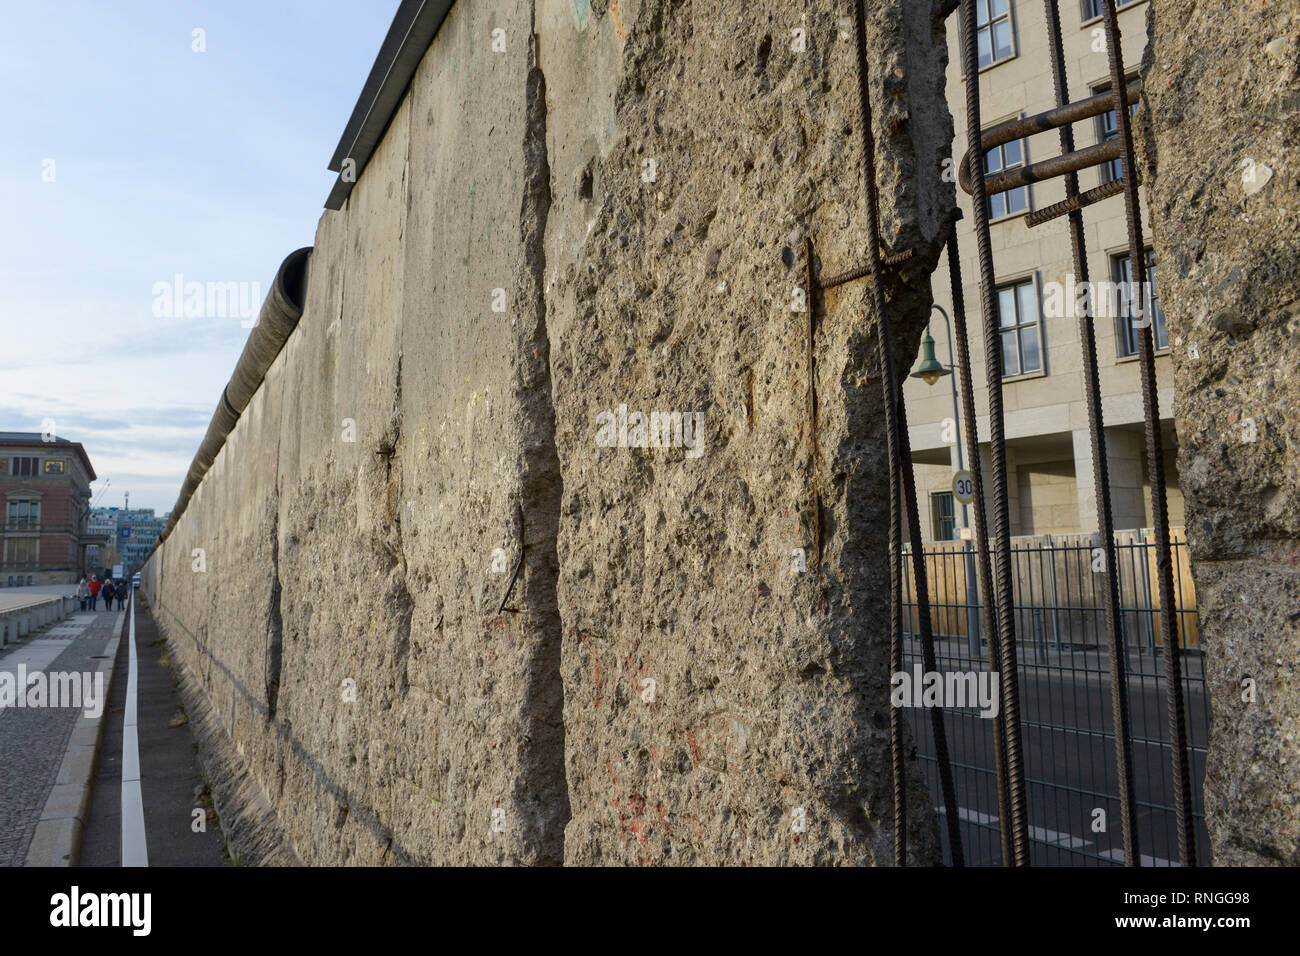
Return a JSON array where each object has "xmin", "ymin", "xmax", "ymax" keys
[{"xmin": 911, "ymin": 331, "xmax": 951, "ymax": 386}]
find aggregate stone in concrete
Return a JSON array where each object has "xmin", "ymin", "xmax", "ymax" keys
[{"xmin": 1140, "ymin": 0, "xmax": 1300, "ymax": 865}]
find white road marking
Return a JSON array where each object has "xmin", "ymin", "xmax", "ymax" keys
[
  {"xmin": 1098, "ymin": 848, "xmax": 1178, "ymax": 867},
  {"xmin": 937, "ymin": 806, "xmax": 1094, "ymax": 849},
  {"xmin": 121, "ymin": 593, "xmax": 148, "ymax": 867}
]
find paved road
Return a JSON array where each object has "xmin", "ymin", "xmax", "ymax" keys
[
  {"xmin": 906, "ymin": 643, "xmax": 1211, "ymax": 866},
  {"xmin": 0, "ymin": 607, "xmax": 120, "ymax": 866}
]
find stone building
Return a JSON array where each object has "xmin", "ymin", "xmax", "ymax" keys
[
  {"xmin": 904, "ymin": 0, "xmax": 1180, "ymax": 541},
  {"xmin": 0, "ymin": 432, "xmax": 106, "ymax": 585}
]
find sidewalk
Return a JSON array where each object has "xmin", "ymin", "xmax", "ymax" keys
[
  {"xmin": 78, "ymin": 597, "xmax": 226, "ymax": 866},
  {"xmin": 0, "ymin": 604, "xmax": 122, "ymax": 866}
]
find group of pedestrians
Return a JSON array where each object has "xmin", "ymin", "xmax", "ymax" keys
[{"xmin": 76, "ymin": 574, "xmax": 127, "ymax": 612}]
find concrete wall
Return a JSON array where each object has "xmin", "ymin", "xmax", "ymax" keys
[
  {"xmin": 143, "ymin": 0, "xmax": 956, "ymax": 866},
  {"xmin": 1142, "ymin": 0, "xmax": 1300, "ymax": 865}
]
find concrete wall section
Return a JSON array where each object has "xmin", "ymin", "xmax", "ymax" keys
[
  {"xmin": 540, "ymin": 0, "xmax": 954, "ymax": 864},
  {"xmin": 145, "ymin": 0, "xmax": 957, "ymax": 866},
  {"xmin": 1142, "ymin": 0, "xmax": 1300, "ymax": 865}
]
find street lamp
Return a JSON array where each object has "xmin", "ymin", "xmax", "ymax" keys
[
  {"xmin": 911, "ymin": 329, "xmax": 952, "ymax": 387},
  {"xmin": 911, "ymin": 304, "xmax": 982, "ymax": 657}
]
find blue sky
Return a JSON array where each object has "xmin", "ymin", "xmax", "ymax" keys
[{"xmin": 0, "ymin": 0, "xmax": 399, "ymax": 512}]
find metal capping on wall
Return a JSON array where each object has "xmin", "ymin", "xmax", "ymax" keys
[
  {"xmin": 324, "ymin": 0, "xmax": 456, "ymax": 210},
  {"xmin": 149, "ymin": 248, "xmax": 312, "ymax": 556}
]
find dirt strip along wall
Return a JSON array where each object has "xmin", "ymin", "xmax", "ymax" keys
[{"xmin": 143, "ymin": 0, "xmax": 956, "ymax": 866}]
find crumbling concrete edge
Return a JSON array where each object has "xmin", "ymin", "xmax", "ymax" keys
[{"xmin": 25, "ymin": 609, "xmax": 125, "ymax": 867}]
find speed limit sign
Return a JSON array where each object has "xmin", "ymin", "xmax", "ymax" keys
[{"xmin": 952, "ymin": 469, "xmax": 974, "ymax": 505}]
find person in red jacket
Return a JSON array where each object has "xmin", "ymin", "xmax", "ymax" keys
[{"xmin": 87, "ymin": 575, "xmax": 102, "ymax": 611}]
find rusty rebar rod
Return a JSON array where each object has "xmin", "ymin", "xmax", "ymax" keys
[
  {"xmin": 957, "ymin": 79, "xmax": 1143, "ymax": 193},
  {"xmin": 1025, "ymin": 172, "xmax": 1140, "ymax": 229},
  {"xmin": 942, "ymin": 220, "xmax": 1012, "ymax": 865},
  {"xmin": 1043, "ymin": 0, "xmax": 1141, "ymax": 867},
  {"xmin": 819, "ymin": 248, "xmax": 916, "ymax": 289},
  {"xmin": 850, "ymin": 0, "xmax": 963, "ymax": 867},
  {"xmin": 1098, "ymin": 0, "xmax": 1197, "ymax": 868},
  {"xmin": 957, "ymin": 0, "xmax": 1031, "ymax": 865}
]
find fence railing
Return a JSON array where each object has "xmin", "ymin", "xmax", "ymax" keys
[{"xmin": 901, "ymin": 530, "xmax": 1210, "ymax": 866}]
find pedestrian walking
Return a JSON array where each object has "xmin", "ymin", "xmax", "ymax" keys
[
  {"xmin": 77, "ymin": 577, "xmax": 89, "ymax": 611},
  {"xmin": 116, "ymin": 582, "xmax": 126, "ymax": 611},
  {"xmin": 88, "ymin": 575, "xmax": 101, "ymax": 611},
  {"xmin": 102, "ymin": 579, "xmax": 115, "ymax": 611}
]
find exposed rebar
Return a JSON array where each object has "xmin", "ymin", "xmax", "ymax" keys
[
  {"xmin": 1044, "ymin": 0, "xmax": 1140, "ymax": 866},
  {"xmin": 957, "ymin": 0, "xmax": 1031, "ymax": 865},
  {"xmin": 1098, "ymin": 0, "xmax": 1196, "ymax": 868},
  {"xmin": 943, "ymin": 223, "xmax": 1012, "ymax": 865}
]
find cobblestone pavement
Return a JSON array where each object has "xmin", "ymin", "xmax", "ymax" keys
[{"xmin": 0, "ymin": 610, "xmax": 119, "ymax": 866}]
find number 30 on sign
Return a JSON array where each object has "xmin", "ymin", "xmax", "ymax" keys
[{"xmin": 952, "ymin": 470, "xmax": 974, "ymax": 505}]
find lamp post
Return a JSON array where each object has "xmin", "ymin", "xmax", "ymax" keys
[{"xmin": 912, "ymin": 304, "xmax": 982, "ymax": 658}]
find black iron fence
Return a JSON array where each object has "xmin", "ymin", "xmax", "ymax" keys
[{"xmin": 902, "ymin": 533, "xmax": 1210, "ymax": 865}]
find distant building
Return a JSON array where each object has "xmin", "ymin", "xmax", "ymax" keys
[
  {"xmin": 0, "ymin": 432, "xmax": 107, "ymax": 585},
  {"xmin": 90, "ymin": 507, "xmax": 169, "ymax": 577}
]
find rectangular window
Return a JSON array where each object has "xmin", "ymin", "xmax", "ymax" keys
[
  {"xmin": 7, "ymin": 499, "xmax": 40, "ymax": 528},
  {"xmin": 11, "ymin": 457, "xmax": 38, "ymax": 477},
  {"xmin": 931, "ymin": 493, "xmax": 956, "ymax": 542},
  {"xmin": 1114, "ymin": 250, "xmax": 1169, "ymax": 355},
  {"xmin": 6, "ymin": 538, "xmax": 37, "ymax": 565},
  {"xmin": 1083, "ymin": 0, "xmax": 1141, "ymax": 21},
  {"xmin": 985, "ymin": 137, "xmax": 1030, "ymax": 219},
  {"xmin": 43, "ymin": 459, "xmax": 65, "ymax": 475},
  {"xmin": 1094, "ymin": 78, "xmax": 1139, "ymax": 184},
  {"xmin": 997, "ymin": 278, "xmax": 1043, "ymax": 377},
  {"xmin": 977, "ymin": 0, "xmax": 1015, "ymax": 68}
]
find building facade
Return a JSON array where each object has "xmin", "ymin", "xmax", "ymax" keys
[
  {"xmin": 904, "ymin": 0, "xmax": 1180, "ymax": 542},
  {"xmin": 0, "ymin": 432, "xmax": 107, "ymax": 585},
  {"xmin": 89, "ymin": 507, "xmax": 169, "ymax": 577}
]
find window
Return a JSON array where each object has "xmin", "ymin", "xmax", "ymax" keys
[
  {"xmin": 932, "ymin": 493, "xmax": 956, "ymax": 542},
  {"xmin": 1114, "ymin": 250, "xmax": 1168, "ymax": 355},
  {"xmin": 11, "ymin": 457, "xmax": 38, "ymax": 477},
  {"xmin": 985, "ymin": 137, "xmax": 1030, "ymax": 219},
  {"xmin": 43, "ymin": 459, "xmax": 65, "ymax": 475},
  {"xmin": 6, "ymin": 538, "xmax": 37, "ymax": 566},
  {"xmin": 1094, "ymin": 79, "xmax": 1139, "ymax": 183},
  {"xmin": 7, "ymin": 499, "xmax": 40, "ymax": 528},
  {"xmin": 977, "ymin": 0, "xmax": 1015, "ymax": 68},
  {"xmin": 1083, "ymin": 0, "xmax": 1141, "ymax": 21},
  {"xmin": 997, "ymin": 279, "xmax": 1043, "ymax": 377}
]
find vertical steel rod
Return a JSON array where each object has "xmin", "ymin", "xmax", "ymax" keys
[
  {"xmin": 943, "ymin": 227, "xmax": 1012, "ymax": 865},
  {"xmin": 850, "ymin": 0, "xmax": 907, "ymax": 866},
  {"xmin": 853, "ymin": 0, "xmax": 964, "ymax": 866},
  {"xmin": 1042, "ymin": 0, "xmax": 1140, "ymax": 866},
  {"xmin": 956, "ymin": 0, "xmax": 1031, "ymax": 864},
  {"xmin": 1098, "ymin": 0, "xmax": 1196, "ymax": 867}
]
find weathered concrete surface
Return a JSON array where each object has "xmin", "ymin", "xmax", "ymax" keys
[
  {"xmin": 144, "ymin": 0, "xmax": 957, "ymax": 865},
  {"xmin": 540, "ymin": 0, "xmax": 953, "ymax": 864},
  {"xmin": 1141, "ymin": 0, "xmax": 1300, "ymax": 865}
]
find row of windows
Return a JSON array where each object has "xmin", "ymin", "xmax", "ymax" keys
[
  {"xmin": 990, "ymin": 249, "xmax": 1167, "ymax": 381},
  {"xmin": 975, "ymin": 0, "xmax": 1145, "ymax": 71},
  {"xmin": 5, "ymin": 456, "xmax": 66, "ymax": 477}
]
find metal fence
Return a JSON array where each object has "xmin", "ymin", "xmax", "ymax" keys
[{"xmin": 902, "ymin": 533, "xmax": 1210, "ymax": 865}]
